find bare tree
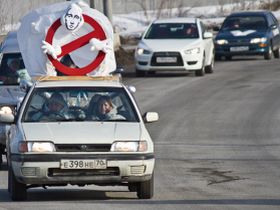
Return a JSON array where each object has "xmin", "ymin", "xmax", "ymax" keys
[
  {"xmin": 0, "ymin": 0, "xmax": 8, "ymax": 34},
  {"xmin": 134, "ymin": 0, "xmax": 150, "ymax": 24}
]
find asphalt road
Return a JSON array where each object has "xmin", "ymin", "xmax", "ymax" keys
[{"xmin": 1, "ymin": 56, "xmax": 280, "ymax": 209}]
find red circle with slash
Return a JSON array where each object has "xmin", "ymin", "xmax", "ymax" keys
[{"xmin": 45, "ymin": 14, "xmax": 106, "ymax": 76}]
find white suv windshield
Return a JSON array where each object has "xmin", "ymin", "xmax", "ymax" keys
[
  {"xmin": 145, "ymin": 23, "xmax": 199, "ymax": 39},
  {"xmin": 22, "ymin": 87, "xmax": 140, "ymax": 123}
]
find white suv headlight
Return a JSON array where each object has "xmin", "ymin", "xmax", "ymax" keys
[
  {"xmin": 19, "ymin": 141, "xmax": 56, "ymax": 152},
  {"xmin": 110, "ymin": 141, "xmax": 148, "ymax": 152},
  {"xmin": 250, "ymin": 37, "xmax": 267, "ymax": 44},
  {"xmin": 136, "ymin": 47, "xmax": 151, "ymax": 55},
  {"xmin": 184, "ymin": 47, "xmax": 201, "ymax": 54}
]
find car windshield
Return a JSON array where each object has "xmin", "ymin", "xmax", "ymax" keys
[
  {"xmin": 144, "ymin": 23, "xmax": 199, "ymax": 39},
  {"xmin": 221, "ymin": 16, "xmax": 268, "ymax": 32},
  {"xmin": 22, "ymin": 87, "xmax": 140, "ymax": 123}
]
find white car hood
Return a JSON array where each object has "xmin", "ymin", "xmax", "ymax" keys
[
  {"xmin": 141, "ymin": 39, "xmax": 201, "ymax": 52},
  {"xmin": 22, "ymin": 122, "xmax": 141, "ymax": 144}
]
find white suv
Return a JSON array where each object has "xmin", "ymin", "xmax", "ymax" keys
[
  {"xmin": 0, "ymin": 76, "xmax": 159, "ymax": 201},
  {"xmin": 135, "ymin": 18, "xmax": 215, "ymax": 76}
]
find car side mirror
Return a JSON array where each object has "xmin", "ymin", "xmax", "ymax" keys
[
  {"xmin": 0, "ymin": 113, "xmax": 15, "ymax": 124},
  {"xmin": 127, "ymin": 85, "xmax": 136, "ymax": 93},
  {"xmin": 271, "ymin": 24, "xmax": 277, "ymax": 29},
  {"xmin": 143, "ymin": 112, "xmax": 159, "ymax": 123},
  {"xmin": 135, "ymin": 32, "xmax": 143, "ymax": 41},
  {"xmin": 203, "ymin": 32, "xmax": 213, "ymax": 39},
  {"xmin": 19, "ymin": 79, "xmax": 33, "ymax": 93}
]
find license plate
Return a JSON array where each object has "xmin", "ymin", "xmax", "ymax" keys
[
  {"xmin": 60, "ymin": 159, "xmax": 107, "ymax": 169},
  {"xmin": 230, "ymin": 46, "xmax": 249, "ymax": 52},
  {"xmin": 156, "ymin": 57, "xmax": 177, "ymax": 63}
]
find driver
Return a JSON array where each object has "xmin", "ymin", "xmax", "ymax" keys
[{"xmin": 32, "ymin": 93, "xmax": 69, "ymax": 121}]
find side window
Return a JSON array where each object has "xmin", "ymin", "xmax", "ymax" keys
[
  {"xmin": 267, "ymin": 14, "xmax": 275, "ymax": 27},
  {"xmin": 271, "ymin": 13, "xmax": 279, "ymax": 26}
]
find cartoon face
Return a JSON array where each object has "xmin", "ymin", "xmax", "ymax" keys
[{"xmin": 64, "ymin": 4, "xmax": 83, "ymax": 31}]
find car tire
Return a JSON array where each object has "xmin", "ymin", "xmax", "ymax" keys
[
  {"xmin": 136, "ymin": 69, "xmax": 146, "ymax": 77},
  {"xmin": 147, "ymin": 71, "xmax": 156, "ymax": 75},
  {"xmin": 0, "ymin": 145, "xmax": 4, "ymax": 168},
  {"xmin": 273, "ymin": 48, "xmax": 280, "ymax": 58},
  {"xmin": 215, "ymin": 55, "xmax": 221, "ymax": 61},
  {"xmin": 136, "ymin": 174, "xmax": 154, "ymax": 199},
  {"xmin": 195, "ymin": 55, "xmax": 205, "ymax": 77},
  {"xmin": 205, "ymin": 53, "xmax": 214, "ymax": 74},
  {"xmin": 225, "ymin": 55, "xmax": 232, "ymax": 60},
  {"xmin": 264, "ymin": 44, "xmax": 273, "ymax": 60},
  {"xmin": 128, "ymin": 183, "xmax": 138, "ymax": 192},
  {"xmin": 8, "ymin": 166, "xmax": 27, "ymax": 201}
]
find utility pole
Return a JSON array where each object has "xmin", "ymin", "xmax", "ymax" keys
[
  {"xmin": 89, "ymin": 0, "xmax": 95, "ymax": 8},
  {"xmin": 103, "ymin": 0, "xmax": 113, "ymax": 23}
]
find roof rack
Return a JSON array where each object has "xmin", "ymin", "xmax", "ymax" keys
[{"xmin": 33, "ymin": 75, "xmax": 120, "ymax": 82}]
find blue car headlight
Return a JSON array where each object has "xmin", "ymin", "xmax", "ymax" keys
[
  {"xmin": 250, "ymin": 37, "xmax": 267, "ymax": 44},
  {"xmin": 215, "ymin": 39, "xmax": 228, "ymax": 45}
]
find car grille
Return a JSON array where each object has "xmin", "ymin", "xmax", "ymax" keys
[
  {"xmin": 228, "ymin": 39, "xmax": 251, "ymax": 44},
  {"xmin": 151, "ymin": 52, "xmax": 184, "ymax": 66},
  {"xmin": 55, "ymin": 144, "xmax": 111, "ymax": 152},
  {"xmin": 48, "ymin": 167, "xmax": 120, "ymax": 177}
]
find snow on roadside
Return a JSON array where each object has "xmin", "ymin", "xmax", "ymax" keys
[{"xmin": 114, "ymin": 0, "xmax": 280, "ymax": 39}]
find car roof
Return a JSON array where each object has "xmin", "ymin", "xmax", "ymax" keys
[
  {"xmin": 0, "ymin": 31, "xmax": 20, "ymax": 53},
  {"xmin": 153, "ymin": 17, "xmax": 197, "ymax": 24},
  {"xmin": 229, "ymin": 10, "xmax": 270, "ymax": 17},
  {"xmin": 34, "ymin": 76, "xmax": 123, "ymax": 88}
]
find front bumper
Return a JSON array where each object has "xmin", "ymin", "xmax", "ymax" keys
[
  {"xmin": 10, "ymin": 153, "xmax": 155, "ymax": 185},
  {"xmin": 215, "ymin": 43, "xmax": 269, "ymax": 56},
  {"xmin": 135, "ymin": 51, "xmax": 203, "ymax": 72}
]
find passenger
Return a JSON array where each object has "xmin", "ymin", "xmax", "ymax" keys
[
  {"xmin": 8, "ymin": 58, "xmax": 21, "ymax": 73},
  {"xmin": 57, "ymin": 55, "xmax": 78, "ymax": 76},
  {"xmin": 185, "ymin": 25, "xmax": 198, "ymax": 38},
  {"xmin": 89, "ymin": 95, "xmax": 125, "ymax": 121},
  {"xmin": 1, "ymin": 58, "xmax": 21, "ymax": 84},
  {"xmin": 32, "ymin": 93, "xmax": 69, "ymax": 121}
]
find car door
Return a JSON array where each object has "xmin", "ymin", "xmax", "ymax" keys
[{"xmin": 267, "ymin": 13, "xmax": 280, "ymax": 49}]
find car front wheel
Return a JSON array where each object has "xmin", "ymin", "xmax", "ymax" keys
[
  {"xmin": 205, "ymin": 53, "xmax": 214, "ymax": 74},
  {"xmin": 195, "ymin": 56, "xmax": 205, "ymax": 77},
  {"xmin": 264, "ymin": 44, "xmax": 273, "ymax": 60},
  {"xmin": 136, "ymin": 69, "xmax": 146, "ymax": 77},
  {"xmin": 136, "ymin": 174, "xmax": 154, "ymax": 199},
  {"xmin": 0, "ymin": 145, "xmax": 4, "ymax": 168},
  {"xmin": 273, "ymin": 47, "xmax": 280, "ymax": 58},
  {"xmin": 8, "ymin": 166, "xmax": 27, "ymax": 201}
]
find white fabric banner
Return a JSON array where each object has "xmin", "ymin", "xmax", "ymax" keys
[{"xmin": 17, "ymin": 1, "xmax": 116, "ymax": 77}]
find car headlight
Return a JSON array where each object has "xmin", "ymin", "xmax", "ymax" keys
[
  {"xmin": 136, "ymin": 48, "xmax": 151, "ymax": 55},
  {"xmin": 215, "ymin": 39, "xmax": 228, "ymax": 45},
  {"xmin": 184, "ymin": 47, "xmax": 201, "ymax": 54},
  {"xmin": 250, "ymin": 37, "xmax": 267, "ymax": 44},
  {"xmin": 110, "ymin": 141, "xmax": 148, "ymax": 152},
  {"xmin": 19, "ymin": 141, "xmax": 56, "ymax": 153}
]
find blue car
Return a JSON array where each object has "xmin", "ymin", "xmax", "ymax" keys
[{"xmin": 215, "ymin": 11, "xmax": 280, "ymax": 60}]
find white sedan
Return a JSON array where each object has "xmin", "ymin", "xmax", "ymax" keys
[
  {"xmin": 0, "ymin": 76, "xmax": 158, "ymax": 201},
  {"xmin": 135, "ymin": 18, "xmax": 215, "ymax": 76}
]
